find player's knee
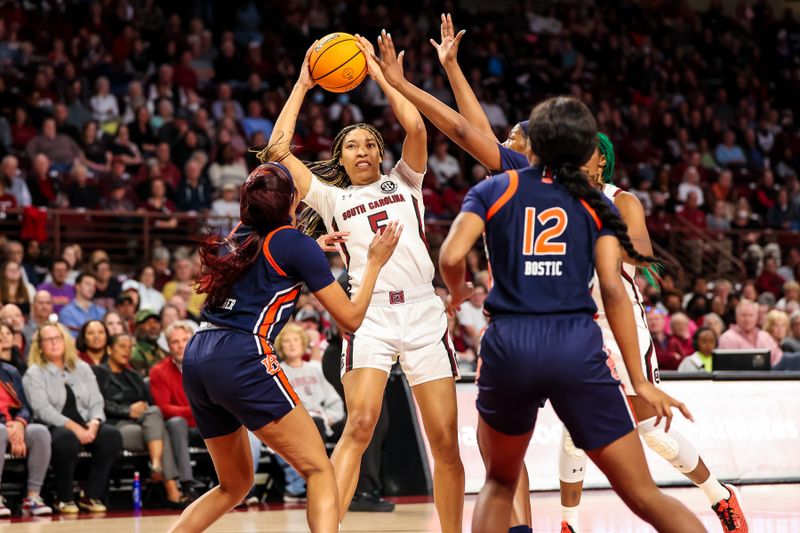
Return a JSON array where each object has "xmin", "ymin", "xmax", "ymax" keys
[
  {"xmin": 638, "ymin": 418, "xmax": 699, "ymax": 474},
  {"xmin": 219, "ymin": 468, "xmax": 253, "ymax": 498},
  {"xmin": 427, "ymin": 427, "xmax": 460, "ymax": 460},
  {"xmin": 561, "ymin": 430, "xmax": 586, "ymax": 459},
  {"xmin": 344, "ymin": 410, "xmax": 379, "ymax": 446}
]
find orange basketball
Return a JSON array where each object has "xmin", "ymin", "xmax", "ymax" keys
[{"xmin": 309, "ymin": 32, "xmax": 368, "ymax": 93}]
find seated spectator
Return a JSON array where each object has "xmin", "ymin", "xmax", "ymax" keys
[
  {"xmin": 708, "ymin": 169, "xmax": 735, "ymax": 207},
  {"xmin": 25, "ymin": 118, "xmax": 83, "ymax": 173},
  {"xmin": 764, "ymin": 310, "xmax": 790, "ymax": 349},
  {"xmin": 1, "ymin": 260, "xmax": 35, "ymax": 316},
  {"xmin": 1, "ymin": 155, "xmax": 32, "ymax": 207},
  {"xmin": 766, "ymin": 189, "xmax": 798, "ymax": 230},
  {"xmin": 94, "ymin": 334, "xmax": 190, "ymax": 508},
  {"xmin": 755, "ymin": 257, "xmax": 785, "ymax": 298},
  {"xmin": 132, "ymin": 267, "xmax": 166, "ymax": 313},
  {"xmin": 274, "ymin": 324, "xmax": 345, "ymax": 502},
  {"xmin": 0, "ymin": 360, "xmax": 53, "ymax": 516},
  {"xmin": 100, "ymin": 179, "xmax": 136, "ymax": 212},
  {"xmin": 65, "ymin": 163, "xmax": 100, "ymax": 209},
  {"xmin": 175, "ymin": 159, "xmax": 212, "ymax": 213},
  {"xmin": 58, "ymin": 273, "xmax": 106, "ymax": 338},
  {"xmin": 456, "ymin": 284, "xmax": 488, "ymax": 349},
  {"xmin": 783, "ymin": 311, "xmax": 800, "ymax": 353},
  {"xmin": 150, "ymin": 321, "xmax": 201, "ymax": 492},
  {"xmin": 702, "ymin": 312, "xmax": 726, "ymax": 339},
  {"xmin": 0, "ymin": 322, "xmax": 25, "ymax": 374},
  {"xmin": 0, "ymin": 304, "xmax": 26, "ymax": 354},
  {"xmin": 37, "ymin": 259, "xmax": 75, "ymax": 314},
  {"xmin": 79, "ymin": 121, "xmax": 111, "ymax": 175},
  {"xmin": 115, "ymin": 290, "xmax": 137, "ymax": 329},
  {"xmin": 427, "ymin": 138, "xmax": 461, "ymax": 185},
  {"xmin": 0, "ymin": 176, "xmax": 16, "ymax": 211},
  {"xmin": 139, "ymin": 178, "xmax": 178, "ymax": 229},
  {"xmin": 676, "ymin": 167, "xmax": 705, "ymax": 206},
  {"xmin": 209, "ymin": 182, "xmax": 240, "ymax": 234},
  {"xmin": 777, "ymin": 281, "xmax": 800, "ymax": 311},
  {"xmin": 130, "ymin": 309, "xmax": 166, "ymax": 375},
  {"xmin": 76, "ymin": 319, "xmax": 109, "ymax": 366},
  {"xmin": 92, "ymin": 260, "xmax": 122, "ymax": 311},
  {"xmin": 26, "ymin": 154, "xmax": 62, "ymax": 208},
  {"xmin": 714, "ymin": 130, "xmax": 746, "ymax": 167},
  {"xmin": 718, "ymin": 299, "xmax": 782, "ymax": 367},
  {"xmin": 678, "ymin": 327, "xmax": 717, "ymax": 373},
  {"xmin": 109, "ymin": 125, "xmax": 143, "ymax": 173},
  {"xmin": 664, "ymin": 312, "xmax": 693, "ymax": 370},
  {"xmin": 89, "ymin": 77, "xmax": 120, "ymax": 133},
  {"xmin": 752, "ymin": 170, "xmax": 778, "ymax": 216},
  {"xmin": 207, "ymin": 143, "xmax": 248, "ymax": 191},
  {"xmin": 23, "ymin": 323, "xmax": 123, "ymax": 514},
  {"xmin": 103, "ymin": 310, "xmax": 128, "ymax": 336},
  {"xmin": 162, "ymin": 258, "xmax": 205, "ymax": 318},
  {"xmin": 22, "ymin": 291, "xmax": 54, "ymax": 352},
  {"xmin": 240, "ymin": 100, "xmax": 273, "ymax": 140}
]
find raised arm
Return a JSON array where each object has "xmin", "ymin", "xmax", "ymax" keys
[
  {"xmin": 357, "ymin": 32, "xmax": 426, "ymax": 173},
  {"xmin": 266, "ymin": 43, "xmax": 317, "ymax": 199},
  {"xmin": 615, "ymin": 192, "xmax": 654, "ymax": 264},
  {"xmin": 365, "ymin": 31, "xmax": 503, "ymax": 171},
  {"xmin": 596, "ymin": 235, "xmax": 692, "ymax": 431},
  {"xmin": 431, "ymin": 13, "xmax": 496, "ymax": 141}
]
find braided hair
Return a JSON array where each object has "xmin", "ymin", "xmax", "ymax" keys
[
  {"xmin": 527, "ymin": 97, "xmax": 655, "ymax": 266},
  {"xmin": 257, "ymin": 123, "xmax": 385, "ymax": 237}
]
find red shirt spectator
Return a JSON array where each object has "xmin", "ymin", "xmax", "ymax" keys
[
  {"xmin": 663, "ymin": 313, "xmax": 693, "ymax": 370},
  {"xmin": 149, "ymin": 356, "xmax": 195, "ymax": 427},
  {"xmin": 755, "ymin": 257, "xmax": 786, "ymax": 298}
]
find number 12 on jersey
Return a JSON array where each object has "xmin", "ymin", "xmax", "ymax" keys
[{"xmin": 522, "ymin": 207, "xmax": 567, "ymax": 256}]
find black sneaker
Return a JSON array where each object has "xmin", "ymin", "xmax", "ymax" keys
[{"xmin": 348, "ymin": 491, "xmax": 395, "ymax": 512}]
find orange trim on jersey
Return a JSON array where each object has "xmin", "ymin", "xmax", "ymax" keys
[
  {"xmin": 261, "ymin": 225, "xmax": 293, "ymax": 276},
  {"xmin": 257, "ymin": 287, "xmax": 301, "ymax": 341},
  {"xmin": 276, "ymin": 369, "xmax": 301, "ymax": 405},
  {"xmin": 579, "ymin": 199, "xmax": 602, "ymax": 230},
  {"xmin": 542, "ymin": 177, "xmax": 553, "ymax": 184},
  {"xmin": 486, "ymin": 170, "xmax": 519, "ymax": 221}
]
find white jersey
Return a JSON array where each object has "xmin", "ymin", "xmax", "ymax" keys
[
  {"xmin": 303, "ymin": 159, "xmax": 434, "ymax": 294},
  {"xmin": 591, "ymin": 183, "xmax": 648, "ymax": 330}
]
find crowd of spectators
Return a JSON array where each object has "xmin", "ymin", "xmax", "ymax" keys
[{"xmin": 1, "ymin": 0, "xmax": 800, "ymax": 516}]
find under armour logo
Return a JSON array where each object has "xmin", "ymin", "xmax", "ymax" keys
[{"xmin": 572, "ymin": 468, "xmax": 584, "ymax": 473}]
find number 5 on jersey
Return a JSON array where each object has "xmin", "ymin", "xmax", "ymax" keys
[{"xmin": 522, "ymin": 207, "xmax": 567, "ymax": 256}]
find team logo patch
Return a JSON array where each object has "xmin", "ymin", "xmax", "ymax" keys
[{"xmin": 380, "ymin": 181, "xmax": 397, "ymax": 194}]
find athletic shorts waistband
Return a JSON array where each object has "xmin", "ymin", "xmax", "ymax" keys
[{"xmin": 369, "ymin": 284, "xmax": 435, "ymax": 306}]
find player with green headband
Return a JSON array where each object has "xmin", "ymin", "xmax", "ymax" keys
[{"xmin": 559, "ymin": 133, "xmax": 748, "ymax": 533}]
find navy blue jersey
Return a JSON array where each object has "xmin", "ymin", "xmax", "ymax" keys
[
  {"xmin": 201, "ymin": 224, "xmax": 335, "ymax": 344},
  {"xmin": 496, "ymin": 144, "xmax": 529, "ymax": 172},
  {"xmin": 461, "ymin": 166, "xmax": 613, "ymax": 316}
]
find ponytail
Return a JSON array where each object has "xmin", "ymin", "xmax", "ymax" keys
[{"xmin": 555, "ymin": 164, "xmax": 657, "ymax": 266}]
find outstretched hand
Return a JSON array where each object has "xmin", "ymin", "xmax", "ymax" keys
[
  {"xmin": 430, "ymin": 13, "xmax": 466, "ymax": 67},
  {"xmin": 316, "ymin": 231, "xmax": 350, "ymax": 252},
  {"xmin": 357, "ymin": 30, "xmax": 406, "ymax": 88},
  {"xmin": 634, "ymin": 381, "xmax": 694, "ymax": 433},
  {"xmin": 445, "ymin": 281, "xmax": 474, "ymax": 317},
  {"xmin": 367, "ymin": 220, "xmax": 403, "ymax": 267}
]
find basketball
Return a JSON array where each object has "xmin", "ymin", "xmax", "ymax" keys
[{"xmin": 309, "ymin": 32, "xmax": 367, "ymax": 93}]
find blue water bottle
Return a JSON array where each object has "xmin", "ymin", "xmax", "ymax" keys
[{"xmin": 132, "ymin": 471, "xmax": 142, "ymax": 512}]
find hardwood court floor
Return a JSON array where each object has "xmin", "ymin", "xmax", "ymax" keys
[{"xmin": 3, "ymin": 484, "xmax": 798, "ymax": 532}]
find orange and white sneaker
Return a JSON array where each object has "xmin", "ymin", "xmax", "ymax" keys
[
  {"xmin": 712, "ymin": 484, "xmax": 748, "ymax": 532},
  {"xmin": 560, "ymin": 521, "xmax": 576, "ymax": 533}
]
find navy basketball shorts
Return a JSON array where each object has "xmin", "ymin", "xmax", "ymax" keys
[
  {"xmin": 182, "ymin": 328, "xmax": 300, "ymax": 439},
  {"xmin": 477, "ymin": 314, "xmax": 636, "ymax": 451}
]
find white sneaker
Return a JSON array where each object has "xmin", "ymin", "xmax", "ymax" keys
[
  {"xmin": 0, "ymin": 495, "xmax": 10, "ymax": 517},
  {"xmin": 22, "ymin": 495, "xmax": 53, "ymax": 516}
]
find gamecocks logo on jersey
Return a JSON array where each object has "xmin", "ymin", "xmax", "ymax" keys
[{"xmin": 380, "ymin": 181, "xmax": 397, "ymax": 194}]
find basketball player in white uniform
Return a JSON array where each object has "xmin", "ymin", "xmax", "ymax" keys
[
  {"xmin": 265, "ymin": 36, "xmax": 465, "ymax": 533},
  {"xmin": 557, "ymin": 134, "xmax": 748, "ymax": 533}
]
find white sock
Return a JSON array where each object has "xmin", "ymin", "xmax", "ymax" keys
[
  {"xmin": 561, "ymin": 504, "xmax": 580, "ymax": 530},
  {"xmin": 697, "ymin": 476, "xmax": 730, "ymax": 505}
]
